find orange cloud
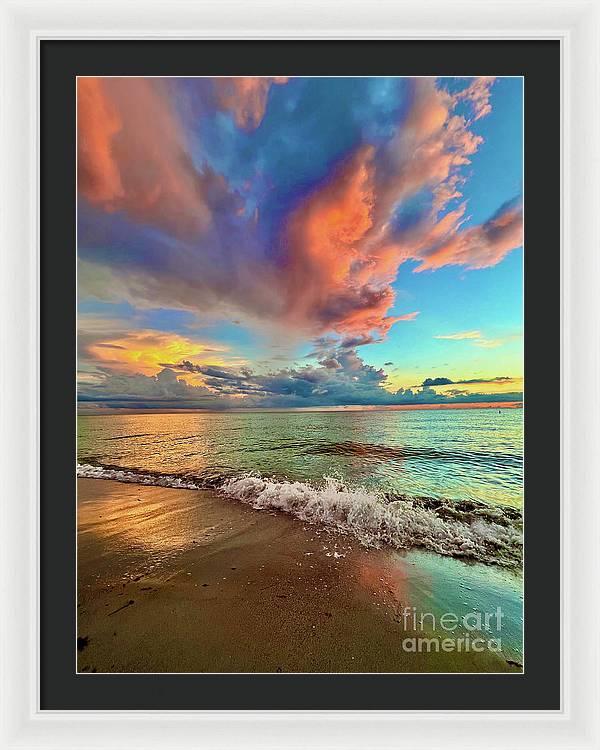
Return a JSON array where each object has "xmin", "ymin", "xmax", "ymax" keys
[
  {"xmin": 78, "ymin": 76, "xmax": 519, "ymax": 348},
  {"xmin": 77, "ymin": 78, "xmax": 123, "ymax": 203},
  {"xmin": 86, "ymin": 329, "xmax": 230, "ymax": 377},
  {"xmin": 452, "ymin": 76, "xmax": 496, "ymax": 121},
  {"xmin": 373, "ymin": 79, "xmax": 485, "ymax": 222},
  {"xmin": 77, "ymin": 77, "xmax": 223, "ymax": 238},
  {"xmin": 394, "ymin": 311, "xmax": 420, "ymax": 322},
  {"xmin": 413, "ymin": 201, "xmax": 523, "ymax": 272},
  {"xmin": 283, "ymin": 145, "xmax": 417, "ymax": 337},
  {"xmin": 286, "ymin": 145, "xmax": 375, "ymax": 286},
  {"xmin": 213, "ymin": 77, "xmax": 289, "ymax": 130},
  {"xmin": 279, "ymin": 77, "xmax": 508, "ymax": 340}
]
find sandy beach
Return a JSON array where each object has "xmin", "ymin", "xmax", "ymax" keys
[{"xmin": 77, "ymin": 478, "xmax": 523, "ymax": 673}]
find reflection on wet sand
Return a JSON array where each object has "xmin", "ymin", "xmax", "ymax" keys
[{"xmin": 77, "ymin": 478, "xmax": 522, "ymax": 673}]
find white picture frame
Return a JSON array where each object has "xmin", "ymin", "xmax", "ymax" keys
[{"xmin": 1, "ymin": 0, "xmax": 598, "ymax": 747}]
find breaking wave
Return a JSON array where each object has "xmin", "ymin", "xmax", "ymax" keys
[{"xmin": 77, "ymin": 463, "xmax": 522, "ymax": 568}]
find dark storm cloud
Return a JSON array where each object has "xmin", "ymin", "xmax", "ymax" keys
[
  {"xmin": 422, "ymin": 377, "xmax": 454, "ymax": 387},
  {"xmin": 421, "ymin": 375, "xmax": 517, "ymax": 387},
  {"xmin": 80, "ymin": 347, "xmax": 522, "ymax": 411}
]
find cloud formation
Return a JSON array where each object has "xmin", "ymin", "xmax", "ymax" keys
[
  {"xmin": 78, "ymin": 318, "xmax": 233, "ymax": 377},
  {"xmin": 77, "ymin": 77, "xmax": 523, "ymax": 410},
  {"xmin": 78, "ymin": 77, "xmax": 241, "ymax": 239},
  {"xmin": 79, "ymin": 346, "xmax": 522, "ymax": 411},
  {"xmin": 78, "ymin": 77, "xmax": 523, "ymax": 344},
  {"xmin": 452, "ymin": 76, "xmax": 496, "ymax": 121},
  {"xmin": 411, "ymin": 198, "xmax": 523, "ymax": 272},
  {"xmin": 213, "ymin": 77, "xmax": 289, "ymax": 130},
  {"xmin": 275, "ymin": 78, "xmax": 520, "ymax": 336}
]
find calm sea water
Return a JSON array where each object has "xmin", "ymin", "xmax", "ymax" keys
[
  {"xmin": 77, "ymin": 408, "xmax": 524, "ymax": 660},
  {"xmin": 77, "ymin": 408, "xmax": 523, "ymax": 509}
]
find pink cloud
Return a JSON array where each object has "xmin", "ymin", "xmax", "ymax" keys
[
  {"xmin": 77, "ymin": 77, "xmax": 227, "ymax": 238},
  {"xmin": 213, "ymin": 77, "xmax": 289, "ymax": 130},
  {"xmin": 78, "ymin": 76, "xmax": 520, "ymax": 346},
  {"xmin": 452, "ymin": 76, "xmax": 496, "ymax": 121},
  {"xmin": 278, "ymin": 77, "xmax": 516, "ymax": 339},
  {"xmin": 77, "ymin": 78, "xmax": 123, "ymax": 204},
  {"xmin": 280, "ymin": 145, "xmax": 418, "ymax": 338},
  {"xmin": 372, "ymin": 79, "xmax": 485, "ymax": 221},
  {"xmin": 412, "ymin": 201, "xmax": 523, "ymax": 272}
]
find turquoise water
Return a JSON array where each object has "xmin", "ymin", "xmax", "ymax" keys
[
  {"xmin": 77, "ymin": 408, "xmax": 523, "ymax": 509},
  {"xmin": 77, "ymin": 408, "xmax": 524, "ymax": 663},
  {"xmin": 77, "ymin": 408, "xmax": 523, "ymax": 568}
]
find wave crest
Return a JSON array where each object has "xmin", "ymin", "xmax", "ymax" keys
[
  {"xmin": 221, "ymin": 474, "xmax": 522, "ymax": 568},
  {"xmin": 77, "ymin": 463, "xmax": 522, "ymax": 568}
]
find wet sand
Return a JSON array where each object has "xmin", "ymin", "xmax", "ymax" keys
[{"xmin": 77, "ymin": 478, "xmax": 522, "ymax": 673}]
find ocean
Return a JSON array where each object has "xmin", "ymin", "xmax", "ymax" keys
[{"xmin": 77, "ymin": 407, "xmax": 523, "ymax": 568}]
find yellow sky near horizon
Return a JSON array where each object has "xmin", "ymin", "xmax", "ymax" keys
[{"xmin": 86, "ymin": 330, "xmax": 233, "ymax": 378}]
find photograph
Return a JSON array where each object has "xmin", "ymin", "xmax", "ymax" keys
[{"xmin": 76, "ymin": 74, "xmax": 524, "ymax": 675}]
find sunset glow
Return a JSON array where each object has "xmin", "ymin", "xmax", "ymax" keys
[{"xmin": 78, "ymin": 76, "xmax": 523, "ymax": 411}]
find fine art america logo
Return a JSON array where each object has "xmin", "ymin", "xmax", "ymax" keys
[{"xmin": 398, "ymin": 606, "xmax": 504, "ymax": 653}]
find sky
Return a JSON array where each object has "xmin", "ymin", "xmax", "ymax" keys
[{"xmin": 77, "ymin": 76, "xmax": 523, "ymax": 411}]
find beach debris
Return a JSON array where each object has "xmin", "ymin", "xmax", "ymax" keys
[
  {"xmin": 108, "ymin": 599, "xmax": 134, "ymax": 616},
  {"xmin": 77, "ymin": 636, "xmax": 89, "ymax": 652},
  {"xmin": 506, "ymin": 659, "xmax": 523, "ymax": 669}
]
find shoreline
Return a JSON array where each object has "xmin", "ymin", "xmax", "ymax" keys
[
  {"xmin": 77, "ymin": 478, "xmax": 523, "ymax": 673},
  {"xmin": 77, "ymin": 401, "xmax": 523, "ymax": 416}
]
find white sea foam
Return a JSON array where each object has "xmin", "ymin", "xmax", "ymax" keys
[
  {"xmin": 77, "ymin": 463, "xmax": 201, "ymax": 490},
  {"xmin": 221, "ymin": 475, "xmax": 521, "ymax": 567},
  {"xmin": 77, "ymin": 464, "xmax": 522, "ymax": 567}
]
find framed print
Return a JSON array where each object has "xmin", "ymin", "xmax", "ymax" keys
[
  {"xmin": 46, "ymin": 37, "xmax": 554, "ymax": 705},
  {"xmin": 1, "ymin": 1, "xmax": 599, "ymax": 748},
  {"xmin": 74, "ymin": 67, "xmax": 528, "ymax": 678}
]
